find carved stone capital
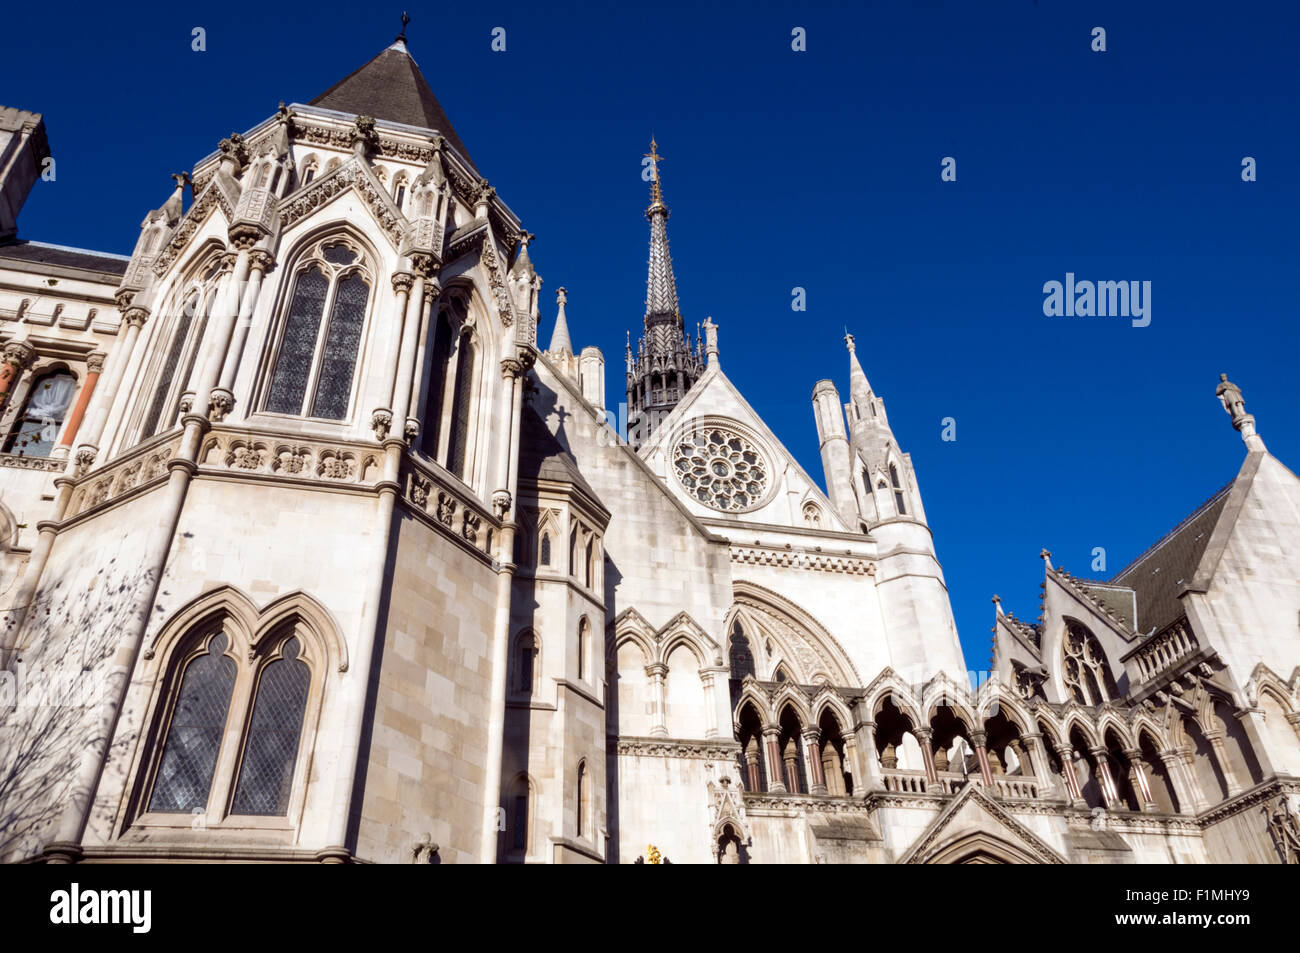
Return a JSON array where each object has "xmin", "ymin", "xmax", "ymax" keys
[
  {"xmin": 491, "ymin": 489, "xmax": 511, "ymax": 519},
  {"xmin": 123, "ymin": 307, "xmax": 150, "ymax": 329},
  {"xmin": 218, "ymin": 250, "xmax": 239, "ymax": 274},
  {"xmin": 249, "ymin": 249, "xmax": 275, "ymax": 273},
  {"xmin": 500, "ymin": 358, "xmax": 523, "ymax": 381},
  {"xmin": 208, "ymin": 389, "xmax": 234, "ymax": 422},
  {"xmin": 3, "ymin": 341, "xmax": 37, "ymax": 369},
  {"xmin": 370, "ymin": 408, "xmax": 393, "ymax": 440},
  {"xmin": 410, "ymin": 254, "xmax": 437, "ymax": 279},
  {"xmin": 218, "ymin": 132, "xmax": 249, "ymax": 167},
  {"xmin": 403, "ymin": 417, "xmax": 419, "ymax": 443},
  {"xmin": 86, "ymin": 352, "xmax": 107, "ymax": 374},
  {"xmin": 390, "ymin": 272, "xmax": 415, "ymax": 295},
  {"xmin": 228, "ymin": 228, "xmax": 261, "ymax": 251},
  {"xmin": 177, "ymin": 392, "xmax": 194, "ymax": 415},
  {"xmin": 73, "ymin": 446, "xmax": 98, "ymax": 476}
]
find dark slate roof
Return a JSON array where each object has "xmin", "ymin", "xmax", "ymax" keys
[
  {"xmin": 1076, "ymin": 583, "xmax": 1137, "ymax": 630},
  {"xmin": 1110, "ymin": 483, "xmax": 1233, "ymax": 634},
  {"xmin": 308, "ymin": 42, "xmax": 476, "ymax": 171},
  {"xmin": 0, "ymin": 239, "xmax": 128, "ymax": 277},
  {"xmin": 518, "ymin": 404, "xmax": 602, "ymax": 504}
]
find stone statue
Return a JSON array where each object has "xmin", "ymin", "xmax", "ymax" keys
[{"xmin": 1216, "ymin": 373, "xmax": 1247, "ymax": 423}]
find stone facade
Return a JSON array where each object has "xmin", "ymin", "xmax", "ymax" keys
[{"xmin": 0, "ymin": 38, "xmax": 1297, "ymax": 865}]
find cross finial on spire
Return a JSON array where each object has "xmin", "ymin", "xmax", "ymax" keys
[
  {"xmin": 644, "ymin": 138, "xmax": 666, "ymax": 207},
  {"xmin": 398, "ymin": 11, "xmax": 410, "ymax": 40},
  {"xmin": 844, "ymin": 330, "xmax": 856, "ymax": 352}
]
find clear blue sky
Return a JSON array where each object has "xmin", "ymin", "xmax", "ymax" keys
[{"xmin": 4, "ymin": 2, "xmax": 1297, "ymax": 673}]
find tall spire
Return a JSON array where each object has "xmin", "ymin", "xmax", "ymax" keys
[
  {"xmin": 845, "ymin": 331, "xmax": 873, "ymax": 415},
  {"xmin": 643, "ymin": 139, "xmax": 680, "ymax": 322},
  {"xmin": 549, "ymin": 286, "xmax": 573, "ymax": 355},
  {"xmin": 625, "ymin": 139, "xmax": 702, "ymax": 448}
]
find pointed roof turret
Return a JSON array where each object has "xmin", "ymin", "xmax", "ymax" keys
[
  {"xmin": 549, "ymin": 286, "xmax": 573, "ymax": 355},
  {"xmin": 845, "ymin": 331, "xmax": 877, "ymax": 421},
  {"xmin": 309, "ymin": 24, "xmax": 476, "ymax": 171}
]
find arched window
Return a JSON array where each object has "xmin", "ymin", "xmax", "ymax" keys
[
  {"xmin": 539, "ymin": 532, "xmax": 552, "ymax": 567},
  {"xmin": 514, "ymin": 630, "xmax": 538, "ymax": 695},
  {"xmin": 139, "ymin": 611, "xmax": 325, "ymax": 826},
  {"xmin": 584, "ymin": 538, "xmax": 596, "ymax": 589},
  {"xmin": 576, "ymin": 760, "xmax": 589, "ymax": 839},
  {"xmin": 569, "ymin": 526, "xmax": 581, "ymax": 576},
  {"xmin": 5, "ymin": 369, "xmax": 77, "ymax": 456},
  {"xmin": 143, "ymin": 256, "xmax": 222, "ymax": 436},
  {"xmin": 445, "ymin": 330, "xmax": 475, "ymax": 477},
  {"xmin": 802, "ymin": 502, "xmax": 821, "ymax": 528},
  {"xmin": 889, "ymin": 464, "xmax": 906, "ymax": 515},
  {"xmin": 510, "ymin": 775, "xmax": 533, "ymax": 855},
  {"xmin": 148, "ymin": 631, "xmax": 237, "ymax": 814},
  {"xmin": 418, "ymin": 307, "xmax": 453, "ymax": 459},
  {"xmin": 1061, "ymin": 621, "xmax": 1119, "ymax": 705},
  {"xmin": 302, "ymin": 166, "xmax": 315, "ymax": 187},
  {"xmin": 394, "ymin": 183, "xmax": 407, "ymax": 210},
  {"xmin": 230, "ymin": 636, "xmax": 310, "ymax": 815},
  {"xmin": 577, "ymin": 617, "xmax": 590, "ymax": 681},
  {"xmin": 265, "ymin": 239, "xmax": 371, "ymax": 420}
]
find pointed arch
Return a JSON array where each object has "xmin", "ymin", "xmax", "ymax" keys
[{"xmin": 729, "ymin": 580, "xmax": 860, "ymax": 686}]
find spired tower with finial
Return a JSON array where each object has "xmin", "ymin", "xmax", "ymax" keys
[{"xmin": 625, "ymin": 139, "xmax": 703, "ymax": 447}]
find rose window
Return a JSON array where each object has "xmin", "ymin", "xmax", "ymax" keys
[{"xmin": 672, "ymin": 428, "xmax": 769, "ymax": 511}]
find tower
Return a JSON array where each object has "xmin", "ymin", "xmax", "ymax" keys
[
  {"xmin": 625, "ymin": 140, "xmax": 701, "ymax": 447},
  {"xmin": 813, "ymin": 333, "xmax": 966, "ymax": 681}
]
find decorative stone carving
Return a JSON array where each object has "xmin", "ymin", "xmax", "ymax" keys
[
  {"xmin": 409, "ymin": 473, "xmax": 431, "ymax": 507},
  {"xmin": 370, "ymin": 408, "xmax": 392, "ymax": 440},
  {"xmin": 208, "ymin": 390, "xmax": 234, "ymax": 423},
  {"xmin": 436, "ymin": 491, "xmax": 456, "ymax": 526},
  {"xmin": 461, "ymin": 510, "xmax": 480, "ymax": 544}
]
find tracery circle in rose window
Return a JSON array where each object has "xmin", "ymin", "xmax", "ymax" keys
[{"xmin": 672, "ymin": 428, "xmax": 769, "ymax": 511}]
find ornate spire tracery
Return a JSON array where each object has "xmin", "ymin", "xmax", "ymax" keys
[{"xmin": 626, "ymin": 139, "xmax": 702, "ymax": 447}]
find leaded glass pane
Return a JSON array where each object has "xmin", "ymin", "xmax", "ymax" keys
[
  {"xmin": 142, "ymin": 294, "xmax": 198, "ymax": 435},
  {"xmin": 148, "ymin": 633, "xmax": 236, "ymax": 814},
  {"xmin": 230, "ymin": 637, "xmax": 309, "ymax": 816},
  {"xmin": 446, "ymin": 334, "xmax": 474, "ymax": 477},
  {"xmin": 266, "ymin": 268, "xmax": 328, "ymax": 415},
  {"xmin": 419, "ymin": 312, "xmax": 453, "ymax": 458},
  {"xmin": 7, "ymin": 372, "xmax": 76, "ymax": 456},
  {"xmin": 309, "ymin": 273, "xmax": 368, "ymax": 420},
  {"xmin": 322, "ymin": 244, "xmax": 356, "ymax": 265}
]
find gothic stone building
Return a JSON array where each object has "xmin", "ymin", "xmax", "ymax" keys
[{"xmin": 1, "ymin": 39, "xmax": 1297, "ymax": 865}]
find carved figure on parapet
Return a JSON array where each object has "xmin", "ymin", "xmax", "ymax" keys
[
  {"xmin": 1266, "ymin": 795, "xmax": 1300, "ymax": 864},
  {"xmin": 1217, "ymin": 374, "xmax": 1247, "ymax": 424}
]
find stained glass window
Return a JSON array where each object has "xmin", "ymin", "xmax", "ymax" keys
[
  {"xmin": 309, "ymin": 273, "xmax": 368, "ymax": 419},
  {"xmin": 148, "ymin": 633, "xmax": 236, "ymax": 814},
  {"xmin": 230, "ymin": 637, "xmax": 310, "ymax": 816},
  {"xmin": 265, "ymin": 267, "xmax": 328, "ymax": 415},
  {"xmin": 446, "ymin": 332, "xmax": 475, "ymax": 477},
  {"xmin": 419, "ymin": 311, "xmax": 453, "ymax": 458},
  {"xmin": 142, "ymin": 293, "xmax": 199, "ymax": 435}
]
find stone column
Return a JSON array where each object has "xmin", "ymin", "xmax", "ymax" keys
[
  {"xmin": 1203, "ymin": 729, "xmax": 1244, "ymax": 796},
  {"xmin": 913, "ymin": 727, "xmax": 938, "ymax": 784},
  {"xmin": 802, "ymin": 727, "xmax": 827, "ymax": 795},
  {"xmin": 1163, "ymin": 746, "xmax": 1207, "ymax": 813},
  {"xmin": 1090, "ymin": 746, "xmax": 1119, "ymax": 807},
  {"xmin": 212, "ymin": 249, "xmax": 274, "ymax": 420},
  {"xmin": 763, "ymin": 727, "xmax": 786, "ymax": 793},
  {"xmin": 52, "ymin": 351, "xmax": 105, "ymax": 458},
  {"xmin": 646, "ymin": 663, "xmax": 668, "ymax": 737},
  {"xmin": 192, "ymin": 241, "xmax": 252, "ymax": 421},
  {"xmin": 1054, "ymin": 740, "xmax": 1085, "ymax": 805},
  {"xmin": 699, "ymin": 670, "xmax": 718, "ymax": 739},
  {"xmin": 1126, "ymin": 748, "xmax": 1159, "ymax": 812},
  {"xmin": 853, "ymin": 717, "xmax": 883, "ymax": 792},
  {"xmin": 782, "ymin": 739, "xmax": 801, "ymax": 794},
  {"xmin": 476, "ymin": 353, "xmax": 532, "ymax": 864},
  {"xmin": 0, "ymin": 340, "xmax": 36, "ymax": 410},
  {"xmin": 744, "ymin": 739, "xmax": 762, "ymax": 792},
  {"xmin": 841, "ymin": 735, "xmax": 863, "ymax": 796},
  {"xmin": 72, "ymin": 304, "xmax": 148, "ymax": 472},
  {"xmin": 371, "ymin": 270, "xmax": 413, "ymax": 440},
  {"xmin": 971, "ymin": 729, "xmax": 994, "ymax": 786},
  {"xmin": 1019, "ymin": 730, "xmax": 1048, "ymax": 782},
  {"xmin": 391, "ymin": 259, "xmax": 434, "ymax": 441}
]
